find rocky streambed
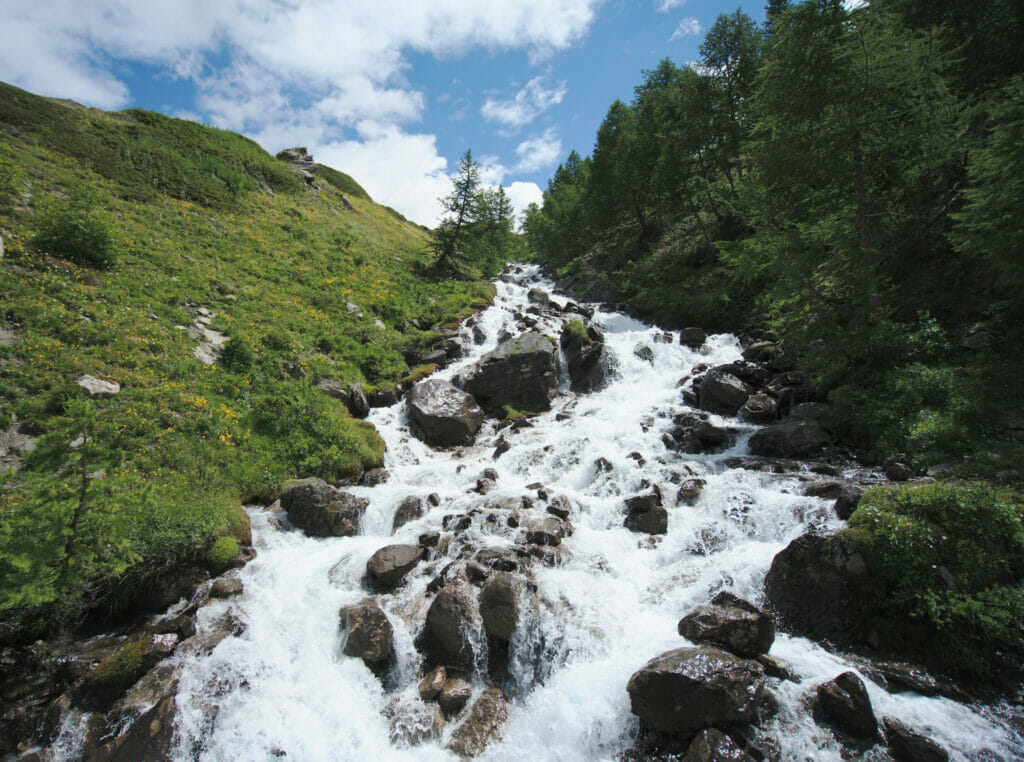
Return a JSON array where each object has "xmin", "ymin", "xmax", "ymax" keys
[{"xmin": 8, "ymin": 265, "xmax": 1023, "ymax": 761}]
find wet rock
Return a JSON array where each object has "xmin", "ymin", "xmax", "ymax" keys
[
  {"xmin": 677, "ymin": 591, "xmax": 776, "ymax": 658},
  {"xmin": 462, "ymin": 331, "xmax": 558, "ymax": 416},
  {"xmin": 416, "ymin": 571, "xmax": 483, "ymax": 671},
  {"xmin": 699, "ymin": 368, "xmax": 753, "ymax": 416},
  {"xmin": 763, "ymin": 533, "xmax": 871, "ymax": 643},
  {"xmin": 479, "ymin": 572, "xmax": 520, "ymax": 642},
  {"xmin": 474, "ymin": 547, "xmax": 519, "ymax": 573},
  {"xmin": 316, "ymin": 378, "xmax": 351, "ymax": 405},
  {"xmin": 748, "ymin": 420, "xmax": 823, "ymax": 458},
  {"xmin": 475, "ymin": 478, "xmax": 496, "ymax": 495},
  {"xmin": 445, "ymin": 687, "xmax": 509, "ymax": 758},
  {"xmin": 525, "ymin": 517, "xmax": 569, "ymax": 546},
  {"xmin": 419, "ymin": 531, "xmax": 441, "ymax": 548},
  {"xmin": 683, "ymin": 728, "xmax": 755, "ymax": 761},
  {"xmin": 366, "ymin": 544, "xmax": 425, "ymax": 590},
  {"xmin": 546, "ymin": 495, "xmax": 572, "ymax": 520},
  {"xmin": 680, "ymin": 327, "xmax": 707, "ymax": 348},
  {"xmin": 386, "ymin": 696, "xmax": 444, "ymax": 747},
  {"xmin": 634, "ymin": 344, "xmax": 655, "ymax": 364},
  {"xmin": 627, "ymin": 646, "xmax": 766, "ymax": 735},
  {"xmin": 529, "ymin": 544, "xmax": 571, "ymax": 567},
  {"xmin": 393, "ymin": 496, "xmax": 425, "ymax": 531},
  {"xmin": 866, "ymin": 662, "xmax": 969, "ymax": 702},
  {"xmin": 407, "ymin": 379, "xmax": 485, "ymax": 446},
  {"xmin": 418, "ymin": 666, "xmax": 447, "ymax": 701},
  {"xmin": 87, "ymin": 694, "xmax": 178, "ymax": 761},
  {"xmin": 438, "ymin": 676, "xmax": 473, "ymax": 717},
  {"xmin": 624, "ymin": 492, "xmax": 668, "ymax": 535},
  {"xmin": 527, "ymin": 287, "xmax": 550, "ymax": 306},
  {"xmin": 802, "ymin": 481, "xmax": 845, "ymax": 500},
  {"xmin": 883, "ymin": 717, "xmax": 949, "ymax": 762},
  {"xmin": 739, "ymin": 393, "xmax": 778, "ymax": 424},
  {"xmin": 361, "ymin": 467, "xmax": 390, "ymax": 486},
  {"xmin": 280, "ymin": 478, "xmax": 369, "ymax": 537},
  {"xmin": 742, "ymin": 341, "xmax": 778, "ymax": 363},
  {"xmin": 76, "ymin": 374, "xmax": 120, "ymax": 399},
  {"xmin": 561, "ymin": 321, "xmax": 611, "ymax": 392},
  {"xmin": 816, "ymin": 671, "xmax": 877, "ymax": 739},
  {"xmin": 348, "ymin": 383, "xmax": 371, "ymax": 418},
  {"xmin": 493, "ymin": 438, "xmax": 510, "ymax": 459},
  {"xmin": 480, "ymin": 467, "xmax": 499, "ymax": 481},
  {"xmin": 885, "ymin": 460, "xmax": 914, "ymax": 482},
  {"xmin": 756, "ymin": 654, "xmax": 795, "ymax": 681},
  {"xmin": 368, "ymin": 385, "xmax": 400, "ymax": 408},
  {"xmin": 833, "ymin": 486, "xmax": 864, "ymax": 521},
  {"xmin": 209, "ymin": 577, "xmax": 243, "ymax": 599},
  {"xmin": 427, "ymin": 493, "xmax": 442, "ymax": 507},
  {"xmin": 178, "ymin": 612, "xmax": 245, "ymax": 655},
  {"xmin": 340, "ymin": 598, "xmax": 394, "ymax": 672},
  {"xmin": 676, "ymin": 478, "xmax": 705, "ymax": 506}
]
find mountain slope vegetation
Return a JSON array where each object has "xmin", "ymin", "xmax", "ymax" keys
[{"xmin": 0, "ymin": 82, "xmax": 492, "ymax": 633}]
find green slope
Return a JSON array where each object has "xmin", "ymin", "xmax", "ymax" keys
[{"xmin": 0, "ymin": 82, "xmax": 491, "ymax": 630}]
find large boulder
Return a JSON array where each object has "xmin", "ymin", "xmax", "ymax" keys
[
  {"xmin": 340, "ymin": 598, "xmax": 394, "ymax": 672},
  {"xmin": 406, "ymin": 379, "xmax": 485, "ymax": 446},
  {"xmin": 748, "ymin": 420, "xmax": 823, "ymax": 458},
  {"xmin": 461, "ymin": 331, "xmax": 558, "ymax": 415},
  {"xmin": 699, "ymin": 368, "xmax": 753, "ymax": 416},
  {"xmin": 627, "ymin": 646, "xmax": 766, "ymax": 735},
  {"xmin": 366, "ymin": 544, "xmax": 425, "ymax": 590},
  {"xmin": 816, "ymin": 671, "xmax": 877, "ymax": 739},
  {"xmin": 445, "ymin": 687, "xmax": 509, "ymax": 758},
  {"xmin": 678, "ymin": 592, "xmax": 776, "ymax": 658},
  {"xmin": 478, "ymin": 572, "xmax": 521, "ymax": 642},
  {"xmin": 883, "ymin": 717, "xmax": 949, "ymax": 762},
  {"xmin": 560, "ymin": 321, "xmax": 611, "ymax": 392},
  {"xmin": 280, "ymin": 478, "xmax": 369, "ymax": 537},
  {"xmin": 764, "ymin": 533, "xmax": 871, "ymax": 644},
  {"xmin": 76, "ymin": 374, "xmax": 120, "ymax": 399},
  {"xmin": 739, "ymin": 393, "xmax": 778, "ymax": 424},
  {"xmin": 392, "ymin": 495, "xmax": 425, "ymax": 531},
  {"xmin": 416, "ymin": 571, "xmax": 483, "ymax": 671}
]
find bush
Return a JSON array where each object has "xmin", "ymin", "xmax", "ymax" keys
[
  {"xmin": 33, "ymin": 198, "xmax": 116, "ymax": 269},
  {"xmin": 842, "ymin": 481, "xmax": 1024, "ymax": 678},
  {"xmin": 90, "ymin": 639, "xmax": 143, "ymax": 692},
  {"xmin": 207, "ymin": 536, "xmax": 239, "ymax": 573}
]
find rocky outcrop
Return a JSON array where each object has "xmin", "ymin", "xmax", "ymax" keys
[
  {"xmin": 748, "ymin": 420, "xmax": 823, "ymax": 458},
  {"xmin": 816, "ymin": 671, "xmax": 877, "ymax": 739},
  {"xmin": 406, "ymin": 379, "xmax": 484, "ymax": 446},
  {"xmin": 366, "ymin": 544, "xmax": 425, "ymax": 590},
  {"xmin": 416, "ymin": 571, "xmax": 483, "ymax": 671},
  {"xmin": 460, "ymin": 332, "xmax": 558, "ymax": 415},
  {"xmin": 280, "ymin": 478, "xmax": 369, "ymax": 537},
  {"xmin": 76, "ymin": 374, "xmax": 120, "ymax": 398},
  {"xmin": 478, "ymin": 572, "xmax": 520, "ymax": 642},
  {"xmin": 627, "ymin": 646, "xmax": 766, "ymax": 735},
  {"xmin": 677, "ymin": 592, "xmax": 776, "ymax": 658},
  {"xmin": 445, "ymin": 687, "xmax": 509, "ymax": 758},
  {"xmin": 276, "ymin": 146, "xmax": 317, "ymax": 184},
  {"xmin": 340, "ymin": 598, "xmax": 394, "ymax": 673}
]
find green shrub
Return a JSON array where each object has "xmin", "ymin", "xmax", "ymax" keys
[
  {"xmin": 561, "ymin": 320, "xmax": 590, "ymax": 348},
  {"xmin": 33, "ymin": 198, "xmax": 116, "ymax": 269},
  {"xmin": 207, "ymin": 536, "xmax": 239, "ymax": 573},
  {"xmin": 843, "ymin": 481, "xmax": 1024, "ymax": 677}
]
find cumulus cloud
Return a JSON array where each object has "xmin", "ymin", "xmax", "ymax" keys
[
  {"xmin": 656, "ymin": 0, "xmax": 686, "ymax": 12},
  {"xmin": 481, "ymin": 75, "xmax": 567, "ymax": 129},
  {"xmin": 0, "ymin": 0, "xmax": 602, "ymax": 225},
  {"xmin": 670, "ymin": 17, "xmax": 703, "ymax": 40},
  {"xmin": 514, "ymin": 128, "xmax": 563, "ymax": 173}
]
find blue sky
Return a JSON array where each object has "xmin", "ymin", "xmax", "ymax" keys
[{"xmin": 0, "ymin": 0, "xmax": 765, "ymax": 226}]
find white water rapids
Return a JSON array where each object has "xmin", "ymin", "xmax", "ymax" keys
[{"xmin": 160, "ymin": 265, "xmax": 1019, "ymax": 761}]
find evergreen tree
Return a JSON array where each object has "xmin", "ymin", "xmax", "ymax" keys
[{"xmin": 430, "ymin": 149, "xmax": 481, "ymax": 273}]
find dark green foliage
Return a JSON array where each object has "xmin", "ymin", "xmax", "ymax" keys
[
  {"xmin": 32, "ymin": 192, "xmax": 117, "ymax": 269},
  {"xmin": 90, "ymin": 639, "xmax": 143, "ymax": 691},
  {"xmin": 0, "ymin": 141, "xmax": 22, "ymax": 207},
  {"xmin": 315, "ymin": 164, "xmax": 371, "ymax": 200},
  {"xmin": 843, "ymin": 482, "xmax": 1024, "ymax": 677},
  {"xmin": 207, "ymin": 536, "xmax": 239, "ymax": 573}
]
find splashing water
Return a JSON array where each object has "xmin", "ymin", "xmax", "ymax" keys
[{"xmin": 164, "ymin": 265, "xmax": 1020, "ymax": 761}]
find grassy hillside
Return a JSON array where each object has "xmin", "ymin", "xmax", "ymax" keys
[{"xmin": 0, "ymin": 82, "xmax": 492, "ymax": 632}]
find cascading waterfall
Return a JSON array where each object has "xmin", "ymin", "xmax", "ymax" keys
[{"xmin": 166, "ymin": 265, "xmax": 1021, "ymax": 761}]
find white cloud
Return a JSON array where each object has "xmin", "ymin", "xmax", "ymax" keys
[
  {"xmin": 506, "ymin": 181, "xmax": 544, "ymax": 224},
  {"xmin": 514, "ymin": 128, "xmax": 563, "ymax": 173},
  {"xmin": 656, "ymin": 0, "xmax": 686, "ymax": 12},
  {"xmin": 670, "ymin": 17, "xmax": 702, "ymax": 40},
  {"xmin": 0, "ymin": 0, "xmax": 603, "ymax": 225},
  {"xmin": 481, "ymin": 75, "xmax": 567, "ymax": 129}
]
